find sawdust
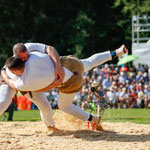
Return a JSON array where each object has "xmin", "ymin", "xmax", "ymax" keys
[{"xmin": 0, "ymin": 110, "xmax": 150, "ymax": 150}]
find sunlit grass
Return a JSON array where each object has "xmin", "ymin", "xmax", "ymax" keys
[{"xmin": 0, "ymin": 109, "xmax": 150, "ymax": 124}]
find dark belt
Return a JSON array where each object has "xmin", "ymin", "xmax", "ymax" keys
[{"xmin": 73, "ymin": 71, "xmax": 78, "ymax": 75}]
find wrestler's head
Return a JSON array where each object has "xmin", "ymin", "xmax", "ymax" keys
[
  {"xmin": 13, "ymin": 43, "xmax": 29, "ymax": 62},
  {"xmin": 5, "ymin": 56, "xmax": 25, "ymax": 76}
]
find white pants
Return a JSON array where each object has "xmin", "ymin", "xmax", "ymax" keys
[
  {"xmin": 0, "ymin": 84, "xmax": 55, "ymax": 127},
  {"xmin": 58, "ymin": 51, "xmax": 112, "ymax": 121}
]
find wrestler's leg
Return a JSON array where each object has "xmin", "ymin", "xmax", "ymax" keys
[
  {"xmin": 81, "ymin": 44, "xmax": 127, "ymax": 72},
  {"xmin": 25, "ymin": 92, "xmax": 55, "ymax": 127},
  {"xmin": 0, "ymin": 84, "xmax": 16, "ymax": 115},
  {"xmin": 81, "ymin": 51, "xmax": 112, "ymax": 72},
  {"xmin": 58, "ymin": 92, "xmax": 90, "ymax": 121},
  {"xmin": 58, "ymin": 90, "xmax": 103, "ymax": 131}
]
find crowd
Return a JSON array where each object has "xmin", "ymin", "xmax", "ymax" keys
[
  {"xmin": 46, "ymin": 63, "xmax": 150, "ymax": 111},
  {"xmin": 1, "ymin": 62, "xmax": 150, "ymax": 120}
]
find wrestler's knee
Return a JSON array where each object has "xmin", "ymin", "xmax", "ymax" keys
[
  {"xmin": 58, "ymin": 101, "xmax": 71, "ymax": 112},
  {"xmin": 0, "ymin": 100, "xmax": 11, "ymax": 115}
]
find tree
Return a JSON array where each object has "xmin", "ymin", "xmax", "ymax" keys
[{"xmin": 0, "ymin": 0, "xmax": 150, "ymax": 69}]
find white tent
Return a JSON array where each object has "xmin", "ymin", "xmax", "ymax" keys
[{"xmin": 132, "ymin": 42, "xmax": 150, "ymax": 66}]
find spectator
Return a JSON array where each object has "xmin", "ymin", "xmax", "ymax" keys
[
  {"xmin": 120, "ymin": 65, "xmax": 129, "ymax": 73},
  {"xmin": 118, "ymin": 88, "xmax": 129, "ymax": 109},
  {"xmin": 146, "ymin": 92, "xmax": 150, "ymax": 108},
  {"xmin": 62, "ymin": 63, "xmax": 150, "ymax": 110},
  {"xmin": 119, "ymin": 72, "xmax": 127, "ymax": 84},
  {"xmin": 106, "ymin": 87, "xmax": 118, "ymax": 108},
  {"xmin": 102, "ymin": 76, "xmax": 112, "ymax": 90},
  {"xmin": 136, "ymin": 71, "xmax": 143, "ymax": 82},
  {"xmin": 51, "ymin": 99, "xmax": 58, "ymax": 109},
  {"xmin": 128, "ymin": 89, "xmax": 137, "ymax": 108},
  {"xmin": 73, "ymin": 92, "xmax": 82, "ymax": 107},
  {"xmin": 81, "ymin": 99, "xmax": 89, "ymax": 111},
  {"xmin": 128, "ymin": 72, "xmax": 136, "ymax": 84},
  {"xmin": 6, "ymin": 94, "xmax": 17, "ymax": 121},
  {"xmin": 143, "ymin": 72, "xmax": 149, "ymax": 83},
  {"xmin": 137, "ymin": 89, "xmax": 146, "ymax": 108}
]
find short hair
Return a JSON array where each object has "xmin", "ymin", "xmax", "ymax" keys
[
  {"xmin": 13, "ymin": 43, "xmax": 27, "ymax": 54},
  {"xmin": 5, "ymin": 56, "xmax": 25, "ymax": 70}
]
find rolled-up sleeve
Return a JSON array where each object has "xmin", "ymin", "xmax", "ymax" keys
[
  {"xmin": 14, "ymin": 79, "xmax": 28, "ymax": 91},
  {"xmin": 24, "ymin": 43, "xmax": 48, "ymax": 53}
]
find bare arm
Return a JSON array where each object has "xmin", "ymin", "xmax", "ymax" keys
[
  {"xmin": 1, "ymin": 68, "xmax": 60, "ymax": 92},
  {"xmin": 46, "ymin": 46, "xmax": 64, "ymax": 84},
  {"xmin": 1, "ymin": 69, "xmax": 18, "ymax": 90}
]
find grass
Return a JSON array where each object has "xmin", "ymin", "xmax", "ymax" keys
[
  {"xmin": 0, "ymin": 110, "xmax": 41, "ymax": 122},
  {"xmin": 0, "ymin": 109, "xmax": 150, "ymax": 124},
  {"xmin": 101, "ymin": 109, "xmax": 150, "ymax": 124}
]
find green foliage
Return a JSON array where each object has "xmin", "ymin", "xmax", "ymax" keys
[
  {"xmin": 0, "ymin": 0, "xmax": 150, "ymax": 68},
  {"xmin": 0, "ymin": 54, "xmax": 8, "ymax": 68},
  {"xmin": 69, "ymin": 11, "xmax": 95, "ymax": 57},
  {"xmin": 140, "ymin": 0, "xmax": 150, "ymax": 13}
]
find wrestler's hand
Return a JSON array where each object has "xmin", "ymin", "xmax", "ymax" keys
[
  {"xmin": 55, "ymin": 65, "xmax": 65, "ymax": 83},
  {"xmin": 52, "ymin": 74, "xmax": 63, "ymax": 87}
]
